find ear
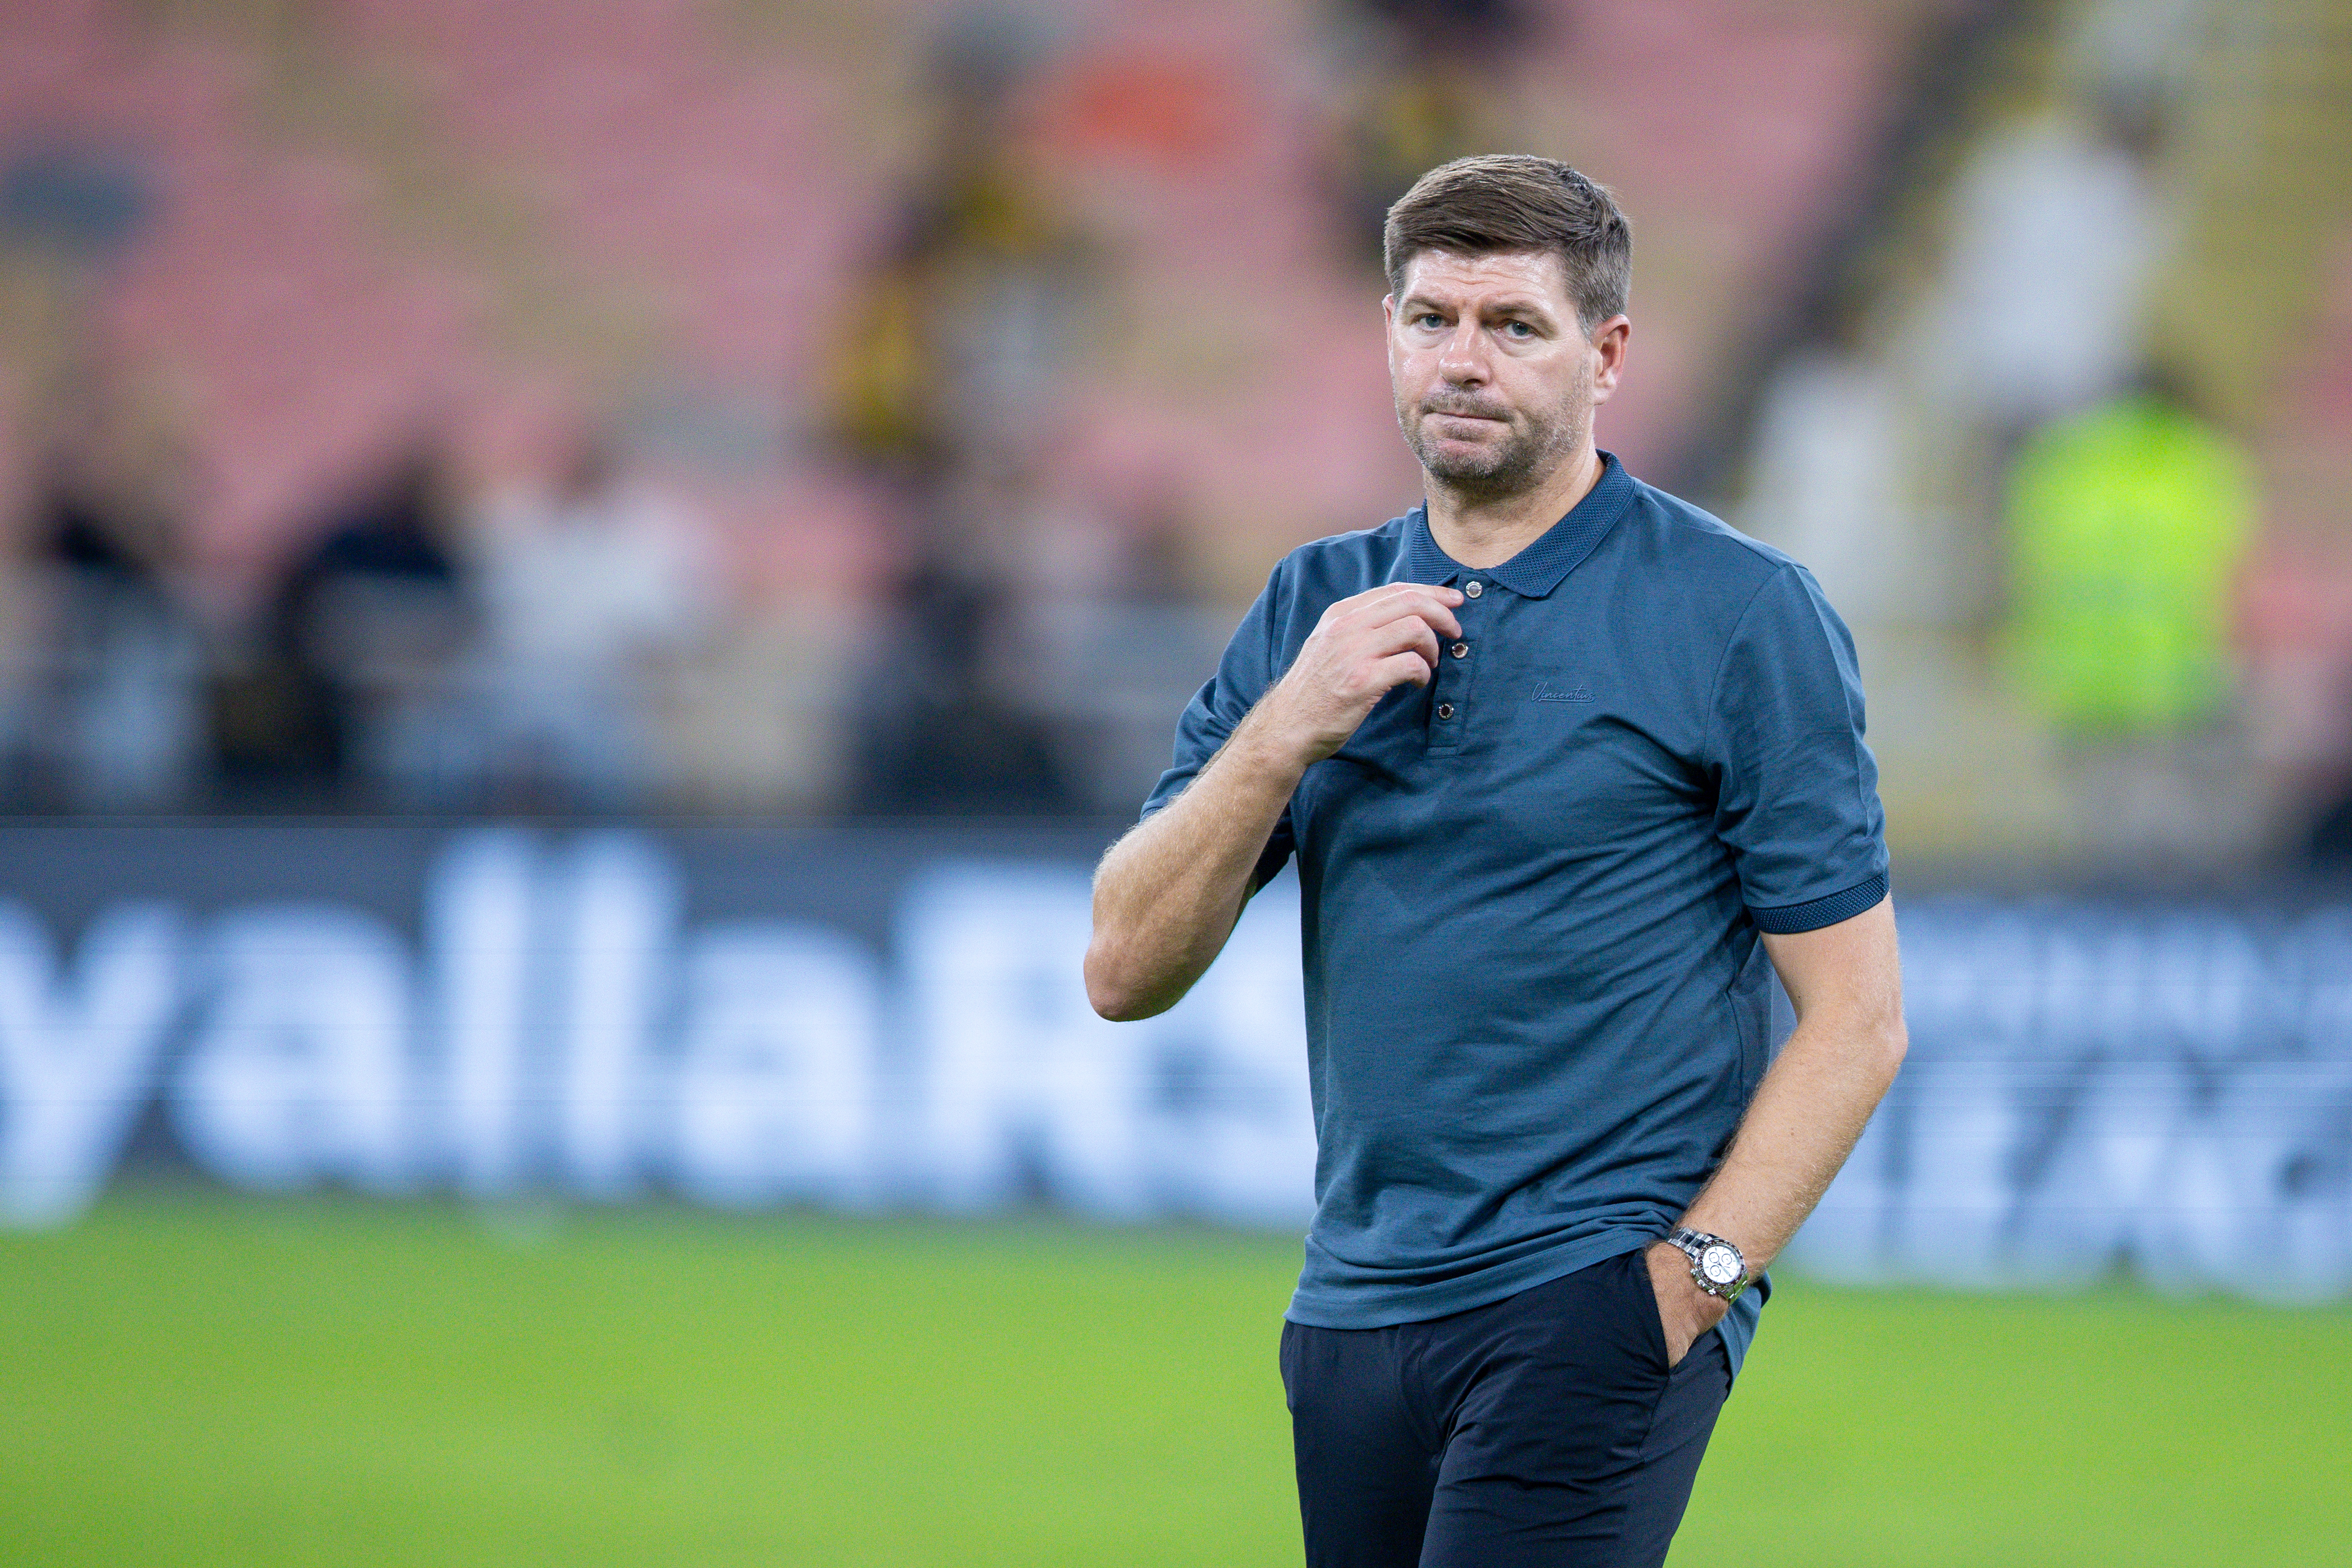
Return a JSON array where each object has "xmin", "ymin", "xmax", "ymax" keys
[
  {"xmin": 1587, "ymin": 314, "xmax": 1631, "ymax": 405},
  {"xmin": 1381, "ymin": 294, "xmax": 1396, "ymax": 331}
]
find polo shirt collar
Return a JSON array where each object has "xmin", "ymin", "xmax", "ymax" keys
[{"xmin": 1402, "ymin": 451, "xmax": 1637, "ymax": 598}]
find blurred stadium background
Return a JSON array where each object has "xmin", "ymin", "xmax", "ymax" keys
[{"xmin": 3, "ymin": 0, "xmax": 2350, "ymax": 1561}]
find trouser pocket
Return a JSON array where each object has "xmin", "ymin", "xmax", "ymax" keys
[{"xmin": 1620, "ymin": 1245, "xmax": 1678, "ymax": 1373}]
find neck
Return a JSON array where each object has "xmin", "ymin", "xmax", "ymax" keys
[{"xmin": 1424, "ymin": 443, "xmax": 1604, "ymax": 570}]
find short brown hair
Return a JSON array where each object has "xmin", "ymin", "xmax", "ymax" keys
[{"xmin": 1382, "ymin": 155, "xmax": 1632, "ymax": 332}]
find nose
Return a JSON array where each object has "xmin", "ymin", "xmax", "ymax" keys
[{"xmin": 1436, "ymin": 317, "xmax": 1490, "ymax": 384}]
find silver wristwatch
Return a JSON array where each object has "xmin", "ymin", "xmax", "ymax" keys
[{"xmin": 1664, "ymin": 1227, "xmax": 1749, "ymax": 1302}]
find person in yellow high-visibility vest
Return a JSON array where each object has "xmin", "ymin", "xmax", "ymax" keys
[{"xmin": 2005, "ymin": 389, "xmax": 2255, "ymax": 732}]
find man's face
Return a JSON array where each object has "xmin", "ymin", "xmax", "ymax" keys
[{"xmin": 1385, "ymin": 249, "xmax": 1622, "ymax": 497}]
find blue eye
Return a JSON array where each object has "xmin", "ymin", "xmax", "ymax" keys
[
  {"xmin": 1416, "ymin": 314, "xmax": 1444, "ymax": 329},
  {"xmin": 1503, "ymin": 320, "xmax": 1533, "ymax": 338}
]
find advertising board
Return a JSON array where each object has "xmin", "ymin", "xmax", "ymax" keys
[{"xmin": 3, "ymin": 823, "xmax": 2346, "ymax": 1298}]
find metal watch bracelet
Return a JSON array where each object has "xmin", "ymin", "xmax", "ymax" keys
[{"xmin": 1664, "ymin": 1226, "xmax": 1749, "ymax": 1302}]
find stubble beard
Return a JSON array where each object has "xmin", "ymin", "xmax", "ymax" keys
[{"xmin": 1401, "ymin": 389, "xmax": 1587, "ymax": 502}]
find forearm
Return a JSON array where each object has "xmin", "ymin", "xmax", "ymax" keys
[
  {"xmin": 1643, "ymin": 901, "xmax": 1903, "ymax": 1361},
  {"xmin": 1085, "ymin": 711, "xmax": 1304, "ymax": 1020},
  {"xmin": 1088, "ymin": 578, "xmax": 1463, "ymax": 1021},
  {"xmin": 1674, "ymin": 1005, "xmax": 1906, "ymax": 1271}
]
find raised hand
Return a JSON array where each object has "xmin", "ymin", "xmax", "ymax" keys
[{"xmin": 1255, "ymin": 583, "xmax": 1465, "ymax": 766}]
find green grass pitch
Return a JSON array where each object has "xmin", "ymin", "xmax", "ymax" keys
[{"xmin": 2, "ymin": 1190, "xmax": 2344, "ymax": 1565}]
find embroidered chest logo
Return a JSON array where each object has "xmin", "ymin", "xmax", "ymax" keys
[{"xmin": 1531, "ymin": 680, "xmax": 1596, "ymax": 703}]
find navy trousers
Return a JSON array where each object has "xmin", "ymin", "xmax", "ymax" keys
[{"xmin": 1279, "ymin": 1248, "xmax": 1733, "ymax": 1567}]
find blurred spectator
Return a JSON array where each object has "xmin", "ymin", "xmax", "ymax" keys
[
  {"xmin": 1325, "ymin": 0, "xmax": 1536, "ymax": 265},
  {"xmin": 1925, "ymin": 88, "xmax": 2174, "ymax": 436},
  {"xmin": 1009, "ymin": 472, "xmax": 1236, "ymax": 815},
  {"xmin": 213, "ymin": 445, "xmax": 476, "ymax": 807},
  {"xmin": 2003, "ymin": 378, "xmax": 2252, "ymax": 735},
  {"xmin": 471, "ymin": 432, "xmax": 712, "ymax": 808},
  {"xmin": 7, "ymin": 410, "xmax": 205, "ymax": 809},
  {"xmin": 1736, "ymin": 296, "xmax": 1913, "ymax": 624},
  {"xmin": 829, "ymin": 9, "xmax": 1090, "ymax": 479},
  {"xmin": 849, "ymin": 477, "xmax": 1075, "ymax": 816},
  {"xmin": 829, "ymin": 9, "xmax": 1106, "ymax": 816}
]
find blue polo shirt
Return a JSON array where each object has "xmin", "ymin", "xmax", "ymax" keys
[{"xmin": 1140, "ymin": 454, "xmax": 1887, "ymax": 1374}]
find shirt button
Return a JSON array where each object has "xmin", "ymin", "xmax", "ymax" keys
[
  {"xmin": 1450, "ymin": 642, "xmax": 1468, "ymax": 659},
  {"xmin": 1436, "ymin": 702, "xmax": 1455, "ymax": 720},
  {"xmin": 1463, "ymin": 581, "xmax": 1483, "ymax": 599}
]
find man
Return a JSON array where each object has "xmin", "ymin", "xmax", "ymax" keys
[{"xmin": 1085, "ymin": 155, "xmax": 1904, "ymax": 1566}]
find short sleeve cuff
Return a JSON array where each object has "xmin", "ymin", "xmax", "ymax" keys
[{"xmin": 1749, "ymin": 872, "xmax": 1888, "ymax": 934}]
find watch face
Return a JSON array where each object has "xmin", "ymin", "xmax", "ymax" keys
[{"xmin": 1699, "ymin": 1244, "xmax": 1742, "ymax": 1287}]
